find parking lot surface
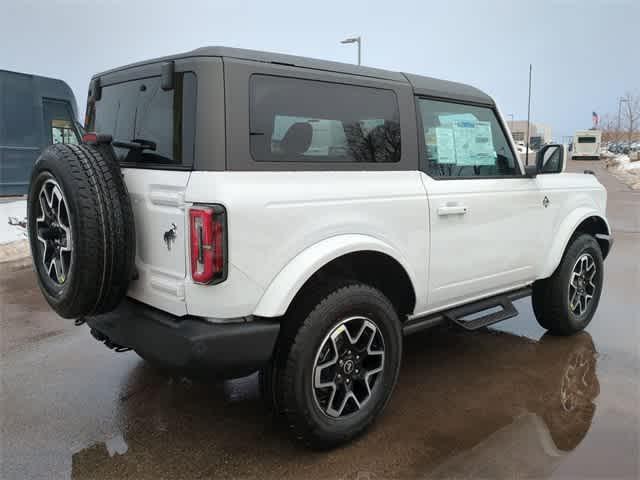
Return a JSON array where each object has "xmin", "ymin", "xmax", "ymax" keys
[{"xmin": 1, "ymin": 159, "xmax": 638, "ymax": 479}]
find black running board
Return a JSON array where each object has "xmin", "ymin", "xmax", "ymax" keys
[
  {"xmin": 403, "ymin": 286, "xmax": 531, "ymax": 335},
  {"xmin": 444, "ymin": 294, "xmax": 518, "ymax": 330}
]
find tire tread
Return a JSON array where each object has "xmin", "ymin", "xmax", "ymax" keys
[
  {"xmin": 27, "ymin": 144, "xmax": 135, "ymax": 318},
  {"xmin": 276, "ymin": 282, "xmax": 401, "ymax": 448},
  {"xmin": 532, "ymin": 234, "xmax": 603, "ymax": 336}
]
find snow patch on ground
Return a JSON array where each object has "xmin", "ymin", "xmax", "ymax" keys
[
  {"xmin": 605, "ymin": 154, "xmax": 640, "ymax": 190},
  {"xmin": 1, "ymin": 199, "xmax": 27, "ymax": 244},
  {"xmin": 0, "ymin": 199, "xmax": 30, "ymax": 265}
]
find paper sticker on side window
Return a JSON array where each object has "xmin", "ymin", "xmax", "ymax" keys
[
  {"xmin": 434, "ymin": 127, "xmax": 456, "ymax": 163},
  {"xmin": 418, "ymin": 98, "xmax": 518, "ymax": 178},
  {"xmin": 432, "ymin": 117, "xmax": 496, "ymax": 166},
  {"xmin": 472, "ymin": 121, "xmax": 496, "ymax": 165}
]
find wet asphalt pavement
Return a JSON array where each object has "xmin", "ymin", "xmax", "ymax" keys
[{"xmin": 1, "ymin": 160, "xmax": 638, "ymax": 479}]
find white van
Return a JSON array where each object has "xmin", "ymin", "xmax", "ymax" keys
[{"xmin": 572, "ymin": 130, "xmax": 601, "ymax": 160}]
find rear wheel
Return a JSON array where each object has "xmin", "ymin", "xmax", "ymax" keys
[
  {"xmin": 532, "ymin": 234, "xmax": 603, "ymax": 335},
  {"xmin": 273, "ymin": 283, "xmax": 402, "ymax": 448}
]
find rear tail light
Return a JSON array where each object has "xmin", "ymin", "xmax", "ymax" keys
[
  {"xmin": 82, "ymin": 132, "xmax": 113, "ymax": 145},
  {"xmin": 82, "ymin": 132, "xmax": 98, "ymax": 144},
  {"xmin": 189, "ymin": 205, "xmax": 227, "ymax": 284}
]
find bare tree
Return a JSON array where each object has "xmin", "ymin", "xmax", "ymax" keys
[
  {"xmin": 621, "ymin": 91, "xmax": 640, "ymax": 144},
  {"xmin": 600, "ymin": 114, "xmax": 618, "ymax": 144}
]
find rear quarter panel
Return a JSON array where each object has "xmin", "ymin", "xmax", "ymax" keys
[{"xmin": 185, "ymin": 171, "xmax": 429, "ymax": 318}]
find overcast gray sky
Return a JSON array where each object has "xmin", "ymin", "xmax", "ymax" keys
[{"xmin": 2, "ymin": 0, "xmax": 638, "ymax": 139}]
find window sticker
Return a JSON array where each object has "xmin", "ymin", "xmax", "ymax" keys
[
  {"xmin": 438, "ymin": 113, "xmax": 478, "ymax": 125},
  {"xmin": 451, "ymin": 120, "xmax": 477, "ymax": 166},
  {"xmin": 434, "ymin": 127, "xmax": 456, "ymax": 164},
  {"xmin": 418, "ymin": 98, "xmax": 518, "ymax": 177},
  {"xmin": 471, "ymin": 121, "xmax": 496, "ymax": 165},
  {"xmin": 436, "ymin": 114, "xmax": 496, "ymax": 166}
]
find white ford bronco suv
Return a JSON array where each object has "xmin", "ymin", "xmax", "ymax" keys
[{"xmin": 27, "ymin": 47, "xmax": 612, "ymax": 448}]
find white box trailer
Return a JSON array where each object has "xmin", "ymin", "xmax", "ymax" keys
[{"xmin": 572, "ymin": 130, "xmax": 601, "ymax": 160}]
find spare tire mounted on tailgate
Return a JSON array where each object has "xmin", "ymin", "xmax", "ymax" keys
[{"xmin": 27, "ymin": 143, "xmax": 136, "ymax": 318}]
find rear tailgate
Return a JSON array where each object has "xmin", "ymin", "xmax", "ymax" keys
[
  {"xmin": 86, "ymin": 69, "xmax": 198, "ymax": 316},
  {"xmin": 124, "ymin": 169, "xmax": 190, "ymax": 316}
]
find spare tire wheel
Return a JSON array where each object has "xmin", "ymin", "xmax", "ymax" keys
[{"xmin": 27, "ymin": 144, "xmax": 136, "ymax": 318}]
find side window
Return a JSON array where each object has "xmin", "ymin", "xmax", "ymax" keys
[
  {"xmin": 89, "ymin": 72, "xmax": 196, "ymax": 167},
  {"xmin": 417, "ymin": 98, "xmax": 519, "ymax": 178},
  {"xmin": 250, "ymin": 75, "xmax": 401, "ymax": 163},
  {"xmin": 43, "ymin": 99, "xmax": 80, "ymax": 145},
  {"xmin": 51, "ymin": 120, "xmax": 79, "ymax": 144}
]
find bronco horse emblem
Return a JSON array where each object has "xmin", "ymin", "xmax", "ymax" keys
[{"xmin": 163, "ymin": 223, "xmax": 177, "ymax": 250}]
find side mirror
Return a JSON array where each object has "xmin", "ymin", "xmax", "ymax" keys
[{"xmin": 536, "ymin": 144, "xmax": 565, "ymax": 174}]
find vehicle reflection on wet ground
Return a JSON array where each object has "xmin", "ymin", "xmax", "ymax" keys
[
  {"xmin": 1, "ymin": 160, "xmax": 638, "ymax": 479},
  {"xmin": 69, "ymin": 328, "xmax": 602, "ymax": 479}
]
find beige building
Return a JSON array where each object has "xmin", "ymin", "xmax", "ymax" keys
[{"xmin": 507, "ymin": 121, "xmax": 552, "ymax": 148}]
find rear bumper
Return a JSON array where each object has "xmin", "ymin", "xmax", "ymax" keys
[{"xmin": 85, "ymin": 298, "xmax": 280, "ymax": 378}]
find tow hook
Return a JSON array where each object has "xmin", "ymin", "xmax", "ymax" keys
[{"xmin": 90, "ymin": 328, "xmax": 132, "ymax": 353}]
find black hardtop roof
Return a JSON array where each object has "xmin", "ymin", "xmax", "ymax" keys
[{"xmin": 94, "ymin": 46, "xmax": 494, "ymax": 106}]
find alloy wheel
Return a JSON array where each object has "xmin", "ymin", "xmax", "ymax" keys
[
  {"xmin": 35, "ymin": 178, "xmax": 73, "ymax": 285},
  {"xmin": 312, "ymin": 316, "xmax": 385, "ymax": 418},
  {"xmin": 568, "ymin": 253, "xmax": 597, "ymax": 316}
]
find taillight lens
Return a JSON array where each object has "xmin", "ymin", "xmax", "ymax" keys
[
  {"xmin": 82, "ymin": 132, "xmax": 113, "ymax": 145},
  {"xmin": 189, "ymin": 205, "xmax": 227, "ymax": 284},
  {"xmin": 82, "ymin": 132, "xmax": 98, "ymax": 143}
]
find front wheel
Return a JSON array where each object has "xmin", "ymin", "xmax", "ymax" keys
[
  {"xmin": 275, "ymin": 283, "xmax": 402, "ymax": 448},
  {"xmin": 532, "ymin": 234, "xmax": 604, "ymax": 335}
]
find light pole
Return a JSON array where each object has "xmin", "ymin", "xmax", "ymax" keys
[
  {"xmin": 525, "ymin": 64, "xmax": 532, "ymax": 165},
  {"xmin": 341, "ymin": 36, "xmax": 361, "ymax": 65},
  {"xmin": 508, "ymin": 113, "xmax": 514, "ymax": 130},
  {"xmin": 617, "ymin": 97, "xmax": 628, "ymax": 142}
]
